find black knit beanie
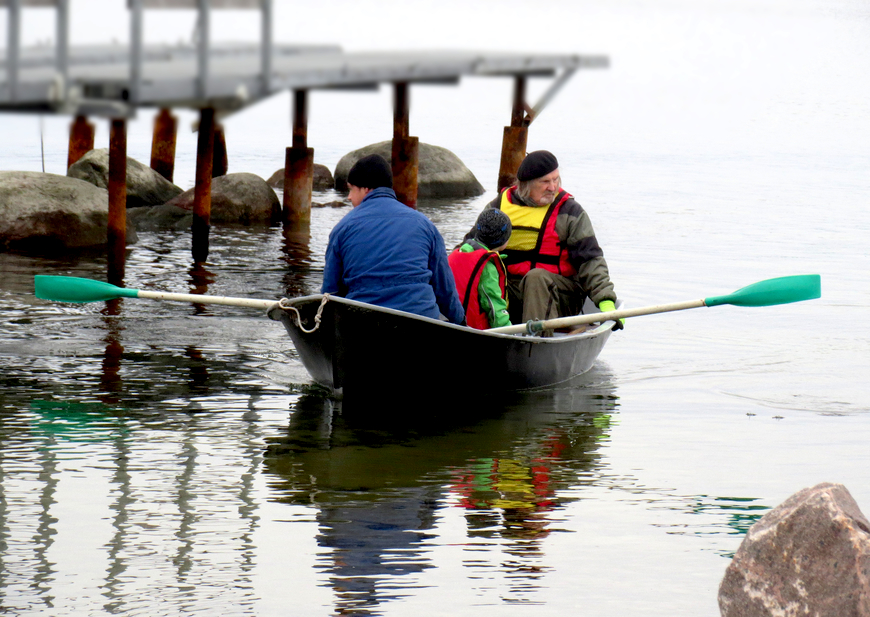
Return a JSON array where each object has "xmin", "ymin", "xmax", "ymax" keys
[
  {"xmin": 516, "ymin": 150, "xmax": 558, "ymax": 181},
  {"xmin": 474, "ymin": 209, "xmax": 512, "ymax": 249},
  {"xmin": 347, "ymin": 154, "xmax": 393, "ymax": 189}
]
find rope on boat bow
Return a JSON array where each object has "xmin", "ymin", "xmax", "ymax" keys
[{"xmin": 277, "ymin": 294, "xmax": 330, "ymax": 334}]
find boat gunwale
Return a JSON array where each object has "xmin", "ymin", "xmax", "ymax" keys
[{"xmin": 268, "ymin": 293, "xmax": 618, "ymax": 342}]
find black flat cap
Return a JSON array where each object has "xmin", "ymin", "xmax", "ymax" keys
[
  {"xmin": 516, "ymin": 150, "xmax": 559, "ymax": 181},
  {"xmin": 347, "ymin": 154, "xmax": 393, "ymax": 189}
]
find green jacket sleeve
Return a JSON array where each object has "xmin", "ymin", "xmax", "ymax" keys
[{"xmin": 478, "ymin": 259, "xmax": 511, "ymax": 328}]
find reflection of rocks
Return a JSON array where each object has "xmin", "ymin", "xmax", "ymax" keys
[
  {"xmin": 719, "ymin": 482, "xmax": 870, "ymax": 617},
  {"xmin": 67, "ymin": 148, "xmax": 183, "ymax": 208},
  {"xmin": 334, "ymin": 141, "xmax": 484, "ymax": 198},
  {"xmin": 267, "ymin": 164, "xmax": 335, "ymax": 191},
  {"xmin": 129, "ymin": 172, "xmax": 281, "ymax": 230},
  {"xmin": 0, "ymin": 171, "xmax": 137, "ymax": 251}
]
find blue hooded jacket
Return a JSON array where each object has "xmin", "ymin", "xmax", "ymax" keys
[{"xmin": 322, "ymin": 187, "xmax": 465, "ymax": 324}]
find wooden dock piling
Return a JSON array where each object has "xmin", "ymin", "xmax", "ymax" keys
[
  {"xmin": 497, "ymin": 76, "xmax": 530, "ymax": 192},
  {"xmin": 67, "ymin": 115, "xmax": 95, "ymax": 169},
  {"xmin": 150, "ymin": 108, "xmax": 177, "ymax": 182},
  {"xmin": 192, "ymin": 108, "xmax": 215, "ymax": 263},
  {"xmin": 282, "ymin": 89, "xmax": 314, "ymax": 223},
  {"xmin": 107, "ymin": 118, "xmax": 127, "ymax": 283},
  {"xmin": 391, "ymin": 82, "xmax": 418, "ymax": 208}
]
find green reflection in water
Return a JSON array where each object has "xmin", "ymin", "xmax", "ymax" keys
[{"xmin": 29, "ymin": 399, "xmax": 128, "ymax": 444}]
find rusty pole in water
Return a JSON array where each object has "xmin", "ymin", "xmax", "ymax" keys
[
  {"xmin": 497, "ymin": 76, "xmax": 529, "ymax": 192},
  {"xmin": 391, "ymin": 82, "xmax": 419, "ymax": 208},
  {"xmin": 213, "ymin": 122, "xmax": 228, "ymax": 177},
  {"xmin": 67, "ymin": 115, "xmax": 95, "ymax": 169},
  {"xmin": 150, "ymin": 108, "xmax": 177, "ymax": 182},
  {"xmin": 107, "ymin": 118, "xmax": 127, "ymax": 284},
  {"xmin": 192, "ymin": 108, "xmax": 215, "ymax": 263},
  {"xmin": 282, "ymin": 89, "xmax": 314, "ymax": 223}
]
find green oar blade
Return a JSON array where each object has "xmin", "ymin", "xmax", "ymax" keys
[
  {"xmin": 35, "ymin": 275, "xmax": 139, "ymax": 303},
  {"xmin": 705, "ymin": 274, "xmax": 821, "ymax": 307}
]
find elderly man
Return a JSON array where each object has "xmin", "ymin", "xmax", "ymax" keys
[
  {"xmin": 322, "ymin": 154, "xmax": 465, "ymax": 325},
  {"xmin": 469, "ymin": 150, "xmax": 620, "ymax": 327}
]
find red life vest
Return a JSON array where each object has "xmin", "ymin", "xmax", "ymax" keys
[
  {"xmin": 497, "ymin": 187, "xmax": 577, "ymax": 278},
  {"xmin": 448, "ymin": 246, "xmax": 507, "ymax": 330}
]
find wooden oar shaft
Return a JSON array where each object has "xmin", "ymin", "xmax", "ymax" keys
[
  {"xmin": 487, "ymin": 299, "xmax": 706, "ymax": 335},
  {"xmin": 136, "ymin": 290, "xmax": 276, "ymax": 310}
]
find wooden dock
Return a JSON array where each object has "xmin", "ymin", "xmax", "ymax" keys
[{"xmin": 1, "ymin": 0, "xmax": 608, "ymax": 270}]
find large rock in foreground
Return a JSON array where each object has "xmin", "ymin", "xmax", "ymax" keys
[
  {"xmin": 0, "ymin": 171, "xmax": 137, "ymax": 251},
  {"xmin": 68, "ymin": 148, "xmax": 183, "ymax": 208},
  {"xmin": 267, "ymin": 164, "xmax": 335, "ymax": 191},
  {"xmin": 719, "ymin": 482, "xmax": 870, "ymax": 617},
  {"xmin": 334, "ymin": 141, "xmax": 484, "ymax": 198},
  {"xmin": 129, "ymin": 172, "xmax": 280, "ymax": 230}
]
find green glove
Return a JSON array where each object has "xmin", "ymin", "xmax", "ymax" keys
[{"xmin": 598, "ymin": 300, "xmax": 624, "ymax": 330}]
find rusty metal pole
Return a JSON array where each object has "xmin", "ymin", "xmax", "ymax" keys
[
  {"xmin": 107, "ymin": 118, "xmax": 127, "ymax": 284},
  {"xmin": 282, "ymin": 89, "xmax": 314, "ymax": 223},
  {"xmin": 150, "ymin": 108, "xmax": 177, "ymax": 182},
  {"xmin": 497, "ymin": 75, "xmax": 529, "ymax": 192},
  {"xmin": 192, "ymin": 108, "xmax": 215, "ymax": 263},
  {"xmin": 391, "ymin": 82, "xmax": 418, "ymax": 208},
  {"xmin": 68, "ymin": 115, "xmax": 95, "ymax": 169},
  {"xmin": 213, "ymin": 122, "xmax": 228, "ymax": 177}
]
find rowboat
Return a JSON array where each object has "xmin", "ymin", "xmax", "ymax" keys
[
  {"xmin": 34, "ymin": 274, "xmax": 819, "ymax": 401},
  {"xmin": 266, "ymin": 294, "xmax": 620, "ymax": 398}
]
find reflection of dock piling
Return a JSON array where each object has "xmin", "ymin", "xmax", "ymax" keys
[{"xmin": 1, "ymin": 0, "xmax": 607, "ymax": 273}]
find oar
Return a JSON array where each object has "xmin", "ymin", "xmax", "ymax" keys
[
  {"xmin": 487, "ymin": 274, "xmax": 821, "ymax": 335},
  {"xmin": 34, "ymin": 275, "xmax": 277, "ymax": 310}
]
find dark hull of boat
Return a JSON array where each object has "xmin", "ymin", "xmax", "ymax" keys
[{"xmin": 268, "ymin": 295, "xmax": 615, "ymax": 396}]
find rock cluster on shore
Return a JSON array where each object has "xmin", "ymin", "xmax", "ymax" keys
[{"xmin": 1, "ymin": 142, "xmax": 483, "ymax": 254}]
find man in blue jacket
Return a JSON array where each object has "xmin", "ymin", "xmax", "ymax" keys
[{"xmin": 322, "ymin": 154, "xmax": 465, "ymax": 324}]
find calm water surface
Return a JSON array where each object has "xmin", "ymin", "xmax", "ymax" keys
[{"xmin": 2, "ymin": 1, "xmax": 870, "ymax": 615}]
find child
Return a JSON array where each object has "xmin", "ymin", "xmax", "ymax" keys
[{"xmin": 449, "ymin": 209, "xmax": 512, "ymax": 329}]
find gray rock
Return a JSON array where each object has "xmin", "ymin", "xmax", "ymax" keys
[
  {"xmin": 0, "ymin": 171, "xmax": 137, "ymax": 251},
  {"xmin": 130, "ymin": 172, "xmax": 280, "ymax": 230},
  {"xmin": 67, "ymin": 148, "xmax": 183, "ymax": 208},
  {"xmin": 267, "ymin": 164, "xmax": 335, "ymax": 190},
  {"xmin": 334, "ymin": 141, "xmax": 484, "ymax": 198},
  {"xmin": 719, "ymin": 482, "xmax": 870, "ymax": 617}
]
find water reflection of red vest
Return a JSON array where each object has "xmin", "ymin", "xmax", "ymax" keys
[
  {"xmin": 497, "ymin": 187, "xmax": 577, "ymax": 277},
  {"xmin": 448, "ymin": 247, "xmax": 507, "ymax": 330}
]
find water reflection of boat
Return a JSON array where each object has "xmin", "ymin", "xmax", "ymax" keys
[
  {"xmin": 263, "ymin": 381, "xmax": 618, "ymax": 613},
  {"xmin": 267, "ymin": 294, "xmax": 617, "ymax": 398}
]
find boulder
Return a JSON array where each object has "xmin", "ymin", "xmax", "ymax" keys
[
  {"xmin": 267, "ymin": 164, "xmax": 335, "ymax": 191},
  {"xmin": 67, "ymin": 148, "xmax": 183, "ymax": 208},
  {"xmin": 129, "ymin": 172, "xmax": 280, "ymax": 230},
  {"xmin": 719, "ymin": 482, "xmax": 870, "ymax": 617},
  {"xmin": 334, "ymin": 141, "xmax": 484, "ymax": 198},
  {"xmin": 0, "ymin": 171, "xmax": 137, "ymax": 252}
]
